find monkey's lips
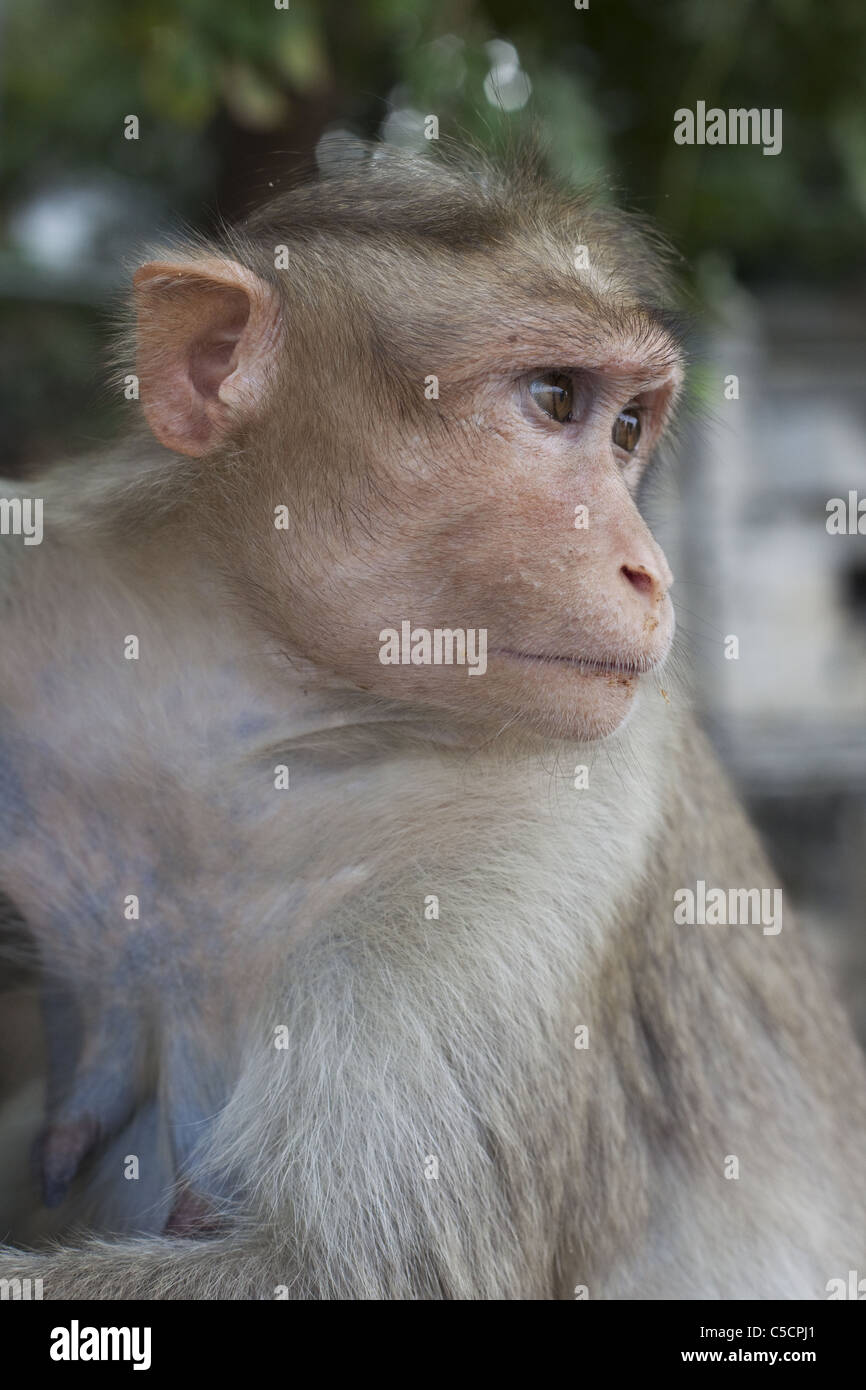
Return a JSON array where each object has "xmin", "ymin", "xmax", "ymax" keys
[{"xmin": 494, "ymin": 648, "xmax": 660, "ymax": 678}]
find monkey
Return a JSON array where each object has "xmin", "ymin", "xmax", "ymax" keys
[{"xmin": 0, "ymin": 144, "xmax": 863, "ymax": 1299}]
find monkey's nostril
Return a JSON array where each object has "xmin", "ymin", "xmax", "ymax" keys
[{"xmin": 621, "ymin": 564, "xmax": 656, "ymax": 598}]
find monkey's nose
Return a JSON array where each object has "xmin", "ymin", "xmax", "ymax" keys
[{"xmin": 620, "ymin": 562, "xmax": 670, "ymax": 604}]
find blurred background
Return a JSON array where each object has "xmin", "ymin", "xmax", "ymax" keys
[{"xmin": 1, "ymin": 0, "xmax": 864, "ymax": 1034}]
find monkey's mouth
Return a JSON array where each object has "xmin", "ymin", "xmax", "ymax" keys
[{"xmin": 495, "ymin": 648, "xmax": 659, "ymax": 677}]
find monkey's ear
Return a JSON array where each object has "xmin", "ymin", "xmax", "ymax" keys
[{"xmin": 133, "ymin": 257, "xmax": 282, "ymax": 457}]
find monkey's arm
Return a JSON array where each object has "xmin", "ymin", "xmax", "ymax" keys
[
  {"xmin": 584, "ymin": 715, "xmax": 866, "ymax": 1299},
  {"xmin": 3, "ymin": 717, "xmax": 863, "ymax": 1300}
]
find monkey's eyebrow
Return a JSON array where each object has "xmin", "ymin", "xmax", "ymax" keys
[
  {"xmin": 469, "ymin": 312, "xmax": 683, "ymax": 383},
  {"xmin": 545, "ymin": 304, "xmax": 684, "ymax": 372},
  {"xmin": 608, "ymin": 306, "xmax": 687, "ymax": 373},
  {"xmin": 447, "ymin": 291, "xmax": 685, "ymax": 378}
]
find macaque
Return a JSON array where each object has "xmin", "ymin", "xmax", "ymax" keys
[{"xmin": 0, "ymin": 145, "xmax": 863, "ymax": 1299}]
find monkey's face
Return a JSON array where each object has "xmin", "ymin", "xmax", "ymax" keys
[
  {"xmin": 285, "ymin": 357, "xmax": 679, "ymax": 743},
  {"xmin": 134, "ymin": 239, "xmax": 681, "ymax": 743},
  {"xmin": 416, "ymin": 372, "xmax": 675, "ymax": 742}
]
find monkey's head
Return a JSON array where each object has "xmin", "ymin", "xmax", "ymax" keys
[{"xmin": 133, "ymin": 146, "xmax": 683, "ymax": 742}]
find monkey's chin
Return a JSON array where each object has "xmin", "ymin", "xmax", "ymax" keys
[{"xmin": 487, "ymin": 650, "xmax": 647, "ymax": 743}]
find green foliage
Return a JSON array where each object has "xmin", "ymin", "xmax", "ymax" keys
[
  {"xmin": 1, "ymin": 0, "xmax": 864, "ymax": 460},
  {"xmin": 2, "ymin": 0, "xmax": 864, "ymax": 276}
]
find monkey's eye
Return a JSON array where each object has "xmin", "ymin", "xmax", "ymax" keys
[
  {"xmin": 528, "ymin": 372, "xmax": 574, "ymax": 423},
  {"xmin": 612, "ymin": 404, "xmax": 641, "ymax": 453}
]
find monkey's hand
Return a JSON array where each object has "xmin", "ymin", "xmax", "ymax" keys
[{"xmin": 33, "ymin": 983, "xmax": 144, "ymax": 1210}]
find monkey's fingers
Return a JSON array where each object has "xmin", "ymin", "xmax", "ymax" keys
[
  {"xmin": 33, "ymin": 1058, "xmax": 140, "ymax": 1207},
  {"xmin": 32, "ymin": 1115, "xmax": 100, "ymax": 1207}
]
